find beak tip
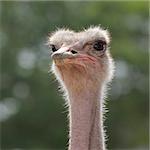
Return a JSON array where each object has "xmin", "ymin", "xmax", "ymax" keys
[{"xmin": 51, "ymin": 53, "xmax": 60, "ymax": 60}]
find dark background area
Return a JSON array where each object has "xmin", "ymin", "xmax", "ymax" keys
[{"xmin": 0, "ymin": 1, "xmax": 149, "ymax": 149}]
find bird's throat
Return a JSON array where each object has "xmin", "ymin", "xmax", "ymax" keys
[{"xmin": 68, "ymin": 88, "xmax": 105, "ymax": 150}]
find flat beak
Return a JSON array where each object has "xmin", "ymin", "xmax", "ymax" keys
[
  {"xmin": 51, "ymin": 52, "xmax": 74, "ymax": 60},
  {"xmin": 51, "ymin": 47, "xmax": 78, "ymax": 60}
]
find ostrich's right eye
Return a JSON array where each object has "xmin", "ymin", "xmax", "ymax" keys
[
  {"xmin": 93, "ymin": 40, "xmax": 106, "ymax": 51},
  {"xmin": 50, "ymin": 44, "xmax": 58, "ymax": 52}
]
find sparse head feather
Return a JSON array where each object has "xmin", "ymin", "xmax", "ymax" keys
[
  {"xmin": 48, "ymin": 26, "xmax": 111, "ymax": 47},
  {"xmin": 84, "ymin": 26, "xmax": 111, "ymax": 44},
  {"xmin": 48, "ymin": 28, "xmax": 75, "ymax": 48}
]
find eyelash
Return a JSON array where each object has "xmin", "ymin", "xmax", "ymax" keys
[{"xmin": 84, "ymin": 40, "xmax": 106, "ymax": 51}]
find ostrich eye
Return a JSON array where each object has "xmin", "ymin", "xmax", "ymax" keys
[
  {"xmin": 93, "ymin": 40, "xmax": 106, "ymax": 51},
  {"xmin": 50, "ymin": 44, "xmax": 58, "ymax": 52}
]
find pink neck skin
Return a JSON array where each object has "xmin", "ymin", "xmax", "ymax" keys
[{"xmin": 68, "ymin": 87, "xmax": 105, "ymax": 150}]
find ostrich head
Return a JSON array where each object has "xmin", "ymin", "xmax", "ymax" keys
[{"xmin": 49, "ymin": 27, "xmax": 114, "ymax": 95}]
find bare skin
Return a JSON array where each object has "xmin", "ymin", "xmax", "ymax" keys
[{"xmin": 49, "ymin": 26, "xmax": 115, "ymax": 150}]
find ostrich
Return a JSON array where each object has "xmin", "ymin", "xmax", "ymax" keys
[{"xmin": 48, "ymin": 26, "xmax": 115, "ymax": 150}]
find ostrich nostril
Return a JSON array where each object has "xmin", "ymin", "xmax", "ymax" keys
[{"xmin": 70, "ymin": 50, "xmax": 78, "ymax": 54}]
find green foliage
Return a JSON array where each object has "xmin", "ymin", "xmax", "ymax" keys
[{"xmin": 0, "ymin": 1, "xmax": 149, "ymax": 149}]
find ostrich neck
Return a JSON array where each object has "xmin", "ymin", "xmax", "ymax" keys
[{"xmin": 68, "ymin": 86, "xmax": 105, "ymax": 150}]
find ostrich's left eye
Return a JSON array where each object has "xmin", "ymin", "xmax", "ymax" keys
[
  {"xmin": 93, "ymin": 40, "xmax": 106, "ymax": 51},
  {"xmin": 50, "ymin": 44, "xmax": 58, "ymax": 52}
]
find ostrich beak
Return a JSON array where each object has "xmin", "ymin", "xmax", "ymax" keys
[{"xmin": 51, "ymin": 47, "xmax": 78, "ymax": 60}]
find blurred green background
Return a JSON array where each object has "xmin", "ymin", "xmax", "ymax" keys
[{"xmin": 0, "ymin": 1, "xmax": 149, "ymax": 150}]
